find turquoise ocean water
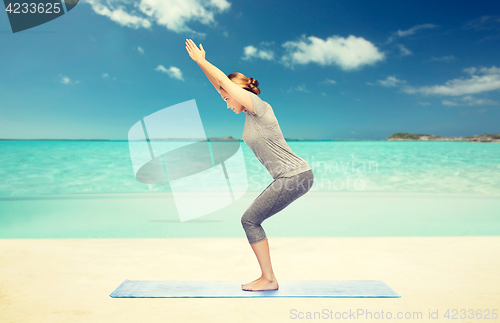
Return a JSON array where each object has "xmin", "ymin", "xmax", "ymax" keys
[
  {"xmin": 1, "ymin": 140, "xmax": 499, "ymax": 196},
  {"xmin": 1, "ymin": 140, "xmax": 499, "ymax": 238}
]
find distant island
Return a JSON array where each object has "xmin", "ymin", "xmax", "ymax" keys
[
  {"xmin": 387, "ymin": 133, "xmax": 500, "ymax": 142},
  {"xmin": 208, "ymin": 136, "xmax": 239, "ymax": 141}
]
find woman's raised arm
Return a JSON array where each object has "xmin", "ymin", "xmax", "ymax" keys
[
  {"xmin": 198, "ymin": 62, "xmax": 222, "ymax": 94},
  {"xmin": 185, "ymin": 39, "xmax": 254, "ymax": 112}
]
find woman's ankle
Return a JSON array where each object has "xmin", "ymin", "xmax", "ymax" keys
[{"xmin": 262, "ymin": 273, "xmax": 277, "ymax": 281}]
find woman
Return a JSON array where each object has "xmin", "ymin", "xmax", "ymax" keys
[{"xmin": 185, "ymin": 39, "xmax": 314, "ymax": 291}]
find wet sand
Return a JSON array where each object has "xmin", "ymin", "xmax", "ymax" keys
[{"xmin": 1, "ymin": 236, "xmax": 499, "ymax": 322}]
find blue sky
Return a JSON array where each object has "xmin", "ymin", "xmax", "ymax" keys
[{"xmin": 0, "ymin": 0, "xmax": 499, "ymax": 140}]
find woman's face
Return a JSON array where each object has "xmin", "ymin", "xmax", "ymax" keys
[{"xmin": 220, "ymin": 89, "xmax": 246, "ymax": 114}]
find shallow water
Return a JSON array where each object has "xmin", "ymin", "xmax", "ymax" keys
[
  {"xmin": 1, "ymin": 141, "xmax": 499, "ymax": 238},
  {"xmin": 0, "ymin": 192, "xmax": 498, "ymax": 238}
]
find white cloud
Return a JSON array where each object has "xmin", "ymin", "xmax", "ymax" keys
[
  {"xmin": 442, "ymin": 100, "xmax": 458, "ymax": 107},
  {"xmin": 397, "ymin": 44, "xmax": 412, "ymax": 56},
  {"xmin": 418, "ymin": 101, "xmax": 431, "ymax": 106},
  {"xmin": 323, "ymin": 79, "xmax": 336, "ymax": 85},
  {"xmin": 102, "ymin": 73, "xmax": 116, "ymax": 80},
  {"xmin": 461, "ymin": 95, "xmax": 497, "ymax": 105},
  {"xmin": 442, "ymin": 95, "xmax": 498, "ymax": 107},
  {"xmin": 59, "ymin": 74, "xmax": 79, "ymax": 84},
  {"xmin": 84, "ymin": 0, "xmax": 152, "ymax": 29},
  {"xmin": 403, "ymin": 66, "xmax": 500, "ymax": 96},
  {"xmin": 242, "ymin": 45, "xmax": 275, "ymax": 60},
  {"xmin": 396, "ymin": 24, "xmax": 438, "ymax": 37},
  {"xmin": 281, "ymin": 34, "xmax": 384, "ymax": 71},
  {"xmin": 137, "ymin": 46, "xmax": 145, "ymax": 54},
  {"xmin": 287, "ymin": 84, "xmax": 310, "ymax": 93},
  {"xmin": 430, "ymin": 55, "xmax": 456, "ymax": 62},
  {"xmin": 463, "ymin": 67, "xmax": 477, "ymax": 74},
  {"xmin": 259, "ymin": 41, "xmax": 275, "ymax": 46},
  {"xmin": 372, "ymin": 67, "xmax": 500, "ymax": 107},
  {"xmin": 155, "ymin": 65, "xmax": 184, "ymax": 81},
  {"xmin": 84, "ymin": 0, "xmax": 231, "ymax": 36},
  {"xmin": 464, "ymin": 17, "xmax": 500, "ymax": 42},
  {"xmin": 387, "ymin": 23, "xmax": 439, "ymax": 43},
  {"xmin": 376, "ymin": 76, "xmax": 406, "ymax": 87},
  {"xmin": 464, "ymin": 15, "xmax": 500, "ymax": 31}
]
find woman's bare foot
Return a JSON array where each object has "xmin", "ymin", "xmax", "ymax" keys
[
  {"xmin": 241, "ymin": 275, "xmax": 262, "ymax": 288},
  {"xmin": 242, "ymin": 275, "xmax": 278, "ymax": 291}
]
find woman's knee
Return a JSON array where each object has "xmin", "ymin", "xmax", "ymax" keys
[
  {"xmin": 240, "ymin": 214, "xmax": 248, "ymax": 227},
  {"xmin": 241, "ymin": 211, "xmax": 257, "ymax": 228}
]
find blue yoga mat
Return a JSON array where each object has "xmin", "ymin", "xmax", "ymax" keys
[{"xmin": 109, "ymin": 280, "xmax": 400, "ymax": 298}]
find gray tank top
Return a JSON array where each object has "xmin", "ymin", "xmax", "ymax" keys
[{"xmin": 242, "ymin": 91, "xmax": 312, "ymax": 179}]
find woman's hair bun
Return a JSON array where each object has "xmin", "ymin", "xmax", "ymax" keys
[
  {"xmin": 246, "ymin": 77, "xmax": 261, "ymax": 95},
  {"xmin": 227, "ymin": 72, "xmax": 261, "ymax": 95}
]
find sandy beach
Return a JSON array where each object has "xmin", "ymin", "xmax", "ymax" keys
[{"xmin": 0, "ymin": 236, "xmax": 499, "ymax": 322}]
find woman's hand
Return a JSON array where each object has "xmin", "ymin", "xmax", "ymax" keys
[
  {"xmin": 185, "ymin": 39, "xmax": 205, "ymax": 63},
  {"xmin": 200, "ymin": 43, "xmax": 206, "ymax": 59}
]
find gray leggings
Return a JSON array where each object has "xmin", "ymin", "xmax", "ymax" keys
[{"xmin": 241, "ymin": 169, "xmax": 314, "ymax": 244}]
